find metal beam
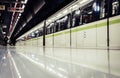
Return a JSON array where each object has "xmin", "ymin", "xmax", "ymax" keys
[
  {"xmin": 0, "ymin": 1, "xmax": 25, "ymax": 4},
  {"xmin": 43, "ymin": 20, "xmax": 46, "ymax": 46}
]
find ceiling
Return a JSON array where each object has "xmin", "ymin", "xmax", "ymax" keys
[{"xmin": 0, "ymin": 0, "xmax": 74, "ymax": 45}]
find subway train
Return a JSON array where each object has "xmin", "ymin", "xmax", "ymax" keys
[{"xmin": 16, "ymin": 0, "xmax": 120, "ymax": 49}]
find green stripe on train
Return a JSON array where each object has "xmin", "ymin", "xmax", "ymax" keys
[
  {"xmin": 46, "ymin": 18, "xmax": 120, "ymax": 38},
  {"xmin": 54, "ymin": 30, "xmax": 70, "ymax": 37},
  {"xmin": 45, "ymin": 34, "xmax": 53, "ymax": 38},
  {"xmin": 109, "ymin": 19, "xmax": 120, "ymax": 25},
  {"xmin": 72, "ymin": 21, "xmax": 108, "ymax": 33}
]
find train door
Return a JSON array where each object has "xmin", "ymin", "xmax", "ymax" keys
[
  {"xmin": 77, "ymin": 2, "xmax": 97, "ymax": 48},
  {"xmin": 60, "ymin": 15, "xmax": 71, "ymax": 48},
  {"xmin": 71, "ymin": 9, "xmax": 81, "ymax": 48},
  {"xmin": 53, "ymin": 20, "xmax": 61, "ymax": 47},
  {"xmin": 37, "ymin": 29, "xmax": 43, "ymax": 47},
  {"xmin": 45, "ymin": 23, "xmax": 54, "ymax": 47},
  {"xmin": 95, "ymin": 0, "xmax": 108, "ymax": 48},
  {"xmin": 70, "ymin": 2, "xmax": 98, "ymax": 48},
  {"xmin": 109, "ymin": 0, "xmax": 120, "ymax": 49},
  {"xmin": 53, "ymin": 15, "xmax": 70, "ymax": 48}
]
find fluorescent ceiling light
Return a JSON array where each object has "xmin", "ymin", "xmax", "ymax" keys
[
  {"xmin": 48, "ymin": 19, "xmax": 52, "ymax": 22},
  {"xmin": 57, "ymin": 14, "xmax": 62, "ymax": 17},
  {"xmin": 19, "ymin": 13, "xmax": 22, "ymax": 17},
  {"xmin": 70, "ymin": 4, "xmax": 78, "ymax": 10},
  {"xmin": 72, "ymin": 5, "xmax": 78, "ymax": 9},
  {"xmin": 63, "ymin": 10, "xmax": 68, "ymax": 14},
  {"xmin": 75, "ymin": 10, "xmax": 80, "ymax": 14},
  {"xmin": 18, "ymin": 16, "xmax": 20, "ymax": 19},
  {"xmin": 80, "ymin": 0, "xmax": 88, "ymax": 4},
  {"xmin": 46, "ymin": 21, "xmax": 49, "ymax": 25},
  {"xmin": 51, "ymin": 17, "xmax": 55, "ymax": 21}
]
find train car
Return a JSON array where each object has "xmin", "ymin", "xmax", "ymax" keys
[{"xmin": 16, "ymin": 0, "xmax": 120, "ymax": 49}]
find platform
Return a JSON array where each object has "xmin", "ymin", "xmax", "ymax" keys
[{"xmin": 0, "ymin": 46, "xmax": 120, "ymax": 78}]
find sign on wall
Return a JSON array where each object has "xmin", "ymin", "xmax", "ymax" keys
[{"xmin": 8, "ymin": 7, "xmax": 24, "ymax": 12}]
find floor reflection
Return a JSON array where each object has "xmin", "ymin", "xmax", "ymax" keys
[
  {"xmin": 0, "ymin": 47, "xmax": 7, "ymax": 66},
  {"xmin": 0, "ymin": 47, "xmax": 17, "ymax": 78},
  {"xmin": 0, "ymin": 46, "xmax": 120, "ymax": 78},
  {"xmin": 8, "ymin": 46, "xmax": 120, "ymax": 78}
]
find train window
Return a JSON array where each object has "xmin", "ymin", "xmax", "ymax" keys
[
  {"xmin": 54, "ymin": 22, "xmax": 56, "ymax": 32},
  {"xmin": 63, "ymin": 16, "xmax": 68, "ymax": 30},
  {"xmin": 48, "ymin": 28, "xmax": 51, "ymax": 34},
  {"xmin": 50, "ymin": 27, "xmax": 52, "ymax": 34},
  {"xmin": 112, "ymin": 0, "xmax": 120, "ymax": 15},
  {"xmin": 67, "ymin": 14, "xmax": 71, "ymax": 28},
  {"xmin": 33, "ymin": 31, "xmax": 38, "ymax": 38},
  {"xmin": 46, "ymin": 27, "xmax": 51, "ymax": 35},
  {"xmin": 38, "ymin": 29, "xmax": 43, "ymax": 37},
  {"xmin": 46, "ymin": 28, "xmax": 49, "ymax": 35},
  {"xmin": 45, "ymin": 28, "xmax": 48, "ymax": 35},
  {"xmin": 28, "ymin": 34, "xmax": 31, "ymax": 39},
  {"xmin": 38, "ymin": 31, "xmax": 40, "ymax": 37},
  {"xmin": 40, "ymin": 30, "xmax": 43, "ymax": 36},
  {"xmin": 54, "ymin": 21, "xmax": 60, "ymax": 32},
  {"xmin": 46, "ymin": 23, "xmax": 52, "ymax": 35},
  {"xmin": 50, "ymin": 24, "xmax": 54, "ymax": 33},
  {"xmin": 34, "ymin": 33, "xmax": 37, "ymax": 37},
  {"xmin": 100, "ymin": 0, "xmax": 106, "ymax": 19},
  {"xmin": 31, "ymin": 33, "xmax": 35, "ymax": 38},
  {"xmin": 35, "ymin": 30, "xmax": 39, "ymax": 37},
  {"xmin": 81, "ymin": 0, "xmax": 106, "ymax": 24},
  {"xmin": 72, "ymin": 18, "xmax": 75, "ymax": 27},
  {"xmin": 59, "ymin": 16, "xmax": 68, "ymax": 31},
  {"xmin": 72, "ymin": 9, "xmax": 80, "ymax": 27},
  {"xmin": 82, "ymin": 4, "xmax": 94, "ymax": 24}
]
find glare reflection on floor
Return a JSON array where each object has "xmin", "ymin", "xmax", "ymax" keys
[{"xmin": 0, "ymin": 46, "xmax": 120, "ymax": 78}]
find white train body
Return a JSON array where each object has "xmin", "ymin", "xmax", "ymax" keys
[
  {"xmin": 16, "ymin": 0, "xmax": 120, "ymax": 49},
  {"xmin": 16, "ymin": 15, "xmax": 120, "ymax": 49}
]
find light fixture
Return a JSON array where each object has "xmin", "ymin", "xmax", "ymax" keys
[
  {"xmin": 79, "ymin": 0, "xmax": 88, "ymax": 4},
  {"xmin": 48, "ymin": 19, "xmax": 52, "ymax": 23},
  {"xmin": 75, "ymin": 10, "xmax": 80, "ymax": 15},
  {"xmin": 63, "ymin": 10, "xmax": 68, "ymax": 14},
  {"xmin": 19, "ymin": 13, "xmax": 22, "ymax": 17},
  {"xmin": 18, "ymin": 16, "xmax": 20, "ymax": 19},
  {"xmin": 70, "ymin": 4, "xmax": 78, "ymax": 10},
  {"xmin": 51, "ymin": 17, "xmax": 55, "ymax": 21},
  {"xmin": 57, "ymin": 14, "xmax": 62, "ymax": 18}
]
